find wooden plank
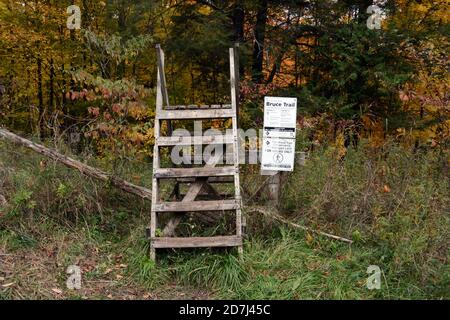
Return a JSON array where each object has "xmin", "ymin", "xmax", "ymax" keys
[
  {"xmin": 154, "ymin": 166, "xmax": 236, "ymax": 178},
  {"xmin": 192, "ymin": 153, "xmax": 234, "ymax": 164},
  {"xmin": 176, "ymin": 177, "xmax": 234, "ymax": 183},
  {"xmin": 154, "ymin": 200, "xmax": 238, "ymax": 212},
  {"xmin": 165, "ymin": 104, "xmax": 232, "ymax": 110},
  {"xmin": 233, "ymin": 43, "xmax": 240, "ymax": 123},
  {"xmin": 178, "ymin": 191, "xmax": 230, "ymax": 198},
  {"xmin": 157, "ymin": 135, "xmax": 234, "ymax": 146},
  {"xmin": 230, "ymin": 47, "xmax": 244, "ymax": 257},
  {"xmin": 166, "ymin": 105, "xmax": 187, "ymax": 110},
  {"xmin": 152, "ymin": 235, "xmax": 242, "ymax": 248},
  {"xmin": 155, "ymin": 45, "xmax": 172, "ymax": 135},
  {"xmin": 158, "ymin": 109, "xmax": 234, "ymax": 120},
  {"xmin": 155, "ymin": 44, "xmax": 169, "ymax": 108},
  {"xmin": 150, "ymin": 46, "xmax": 165, "ymax": 261}
]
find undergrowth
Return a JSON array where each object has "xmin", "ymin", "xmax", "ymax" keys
[{"xmin": 0, "ymin": 138, "xmax": 448, "ymax": 299}]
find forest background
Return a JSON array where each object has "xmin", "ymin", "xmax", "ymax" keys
[{"xmin": 0, "ymin": 0, "xmax": 448, "ymax": 299}]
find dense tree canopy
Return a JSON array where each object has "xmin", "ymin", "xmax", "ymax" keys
[{"xmin": 0, "ymin": 0, "xmax": 448, "ymax": 153}]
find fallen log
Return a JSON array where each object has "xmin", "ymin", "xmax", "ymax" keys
[
  {"xmin": 0, "ymin": 128, "xmax": 152, "ymax": 199},
  {"xmin": 0, "ymin": 128, "xmax": 219, "ymax": 230},
  {"xmin": 248, "ymin": 206, "xmax": 353, "ymax": 244}
]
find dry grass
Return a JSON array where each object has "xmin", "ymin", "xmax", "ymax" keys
[{"xmin": 1, "ymin": 137, "xmax": 448, "ymax": 299}]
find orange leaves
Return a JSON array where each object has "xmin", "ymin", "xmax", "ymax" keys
[
  {"xmin": 399, "ymin": 90, "xmax": 410, "ymax": 102},
  {"xmin": 430, "ymin": 139, "xmax": 438, "ymax": 148},
  {"xmin": 383, "ymin": 185, "xmax": 391, "ymax": 193}
]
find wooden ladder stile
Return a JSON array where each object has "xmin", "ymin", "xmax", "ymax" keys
[{"xmin": 149, "ymin": 44, "xmax": 243, "ymax": 261}]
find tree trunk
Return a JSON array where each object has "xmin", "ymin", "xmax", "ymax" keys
[
  {"xmin": 117, "ymin": 0, "xmax": 128, "ymax": 79},
  {"xmin": 49, "ymin": 58, "xmax": 55, "ymax": 115},
  {"xmin": 37, "ymin": 55, "xmax": 44, "ymax": 138},
  {"xmin": 358, "ymin": 0, "xmax": 373, "ymax": 22},
  {"xmin": 252, "ymin": 0, "xmax": 268, "ymax": 83},
  {"xmin": 232, "ymin": 1, "xmax": 245, "ymax": 76},
  {"xmin": 266, "ymin": 47, "xmax": 288, "ymax": 84}
]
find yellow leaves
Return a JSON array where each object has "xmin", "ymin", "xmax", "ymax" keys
[
  {"xmin": 128, "ymin": 102, "xmax": 147, "ymax": 120},
  {"xmin": 144, "ymin": 127, "xmax": 155, "ymax": 144},
  {"xmin": 396, "ymin": 127, "xmax": 406, "ymax": 139},
  {"xmin": 198, "ymin": 5, "xmax": 213, "ymax": 15},
  {"xmin": 306, "ymin": 233, "xmax": 314, "ymax": 245},
  {"xmin": 39, "ymin": 160, "xmax": 48, "ymax": 173},
  {"xmin": 330, "ymin": 132, "xmax": 347, "ymax": 160}
]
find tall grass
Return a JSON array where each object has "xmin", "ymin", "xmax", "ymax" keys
[{"xmin": 0, "ymin": 138, "xmax": 448, "ymax": 299}]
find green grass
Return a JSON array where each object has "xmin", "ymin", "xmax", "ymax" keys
[{"xmin": 0, "ymin": 138, "xmax": 448, "ymax": 299}]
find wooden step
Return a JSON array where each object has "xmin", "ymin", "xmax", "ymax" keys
[
  {"xmin": 154, "ymin": 200, "xmax": 238, "ymax": 212},
  {"xmin": 176, "ymin": 177, "xmax": 234, "ymax": 183},
  {"xmin": 157, "ymin": 135, "xmax": 234, "ymax": 146},
  {"xmin": 166, "ymin": 104, "xmax": 231, "ymax": 110},
  {"xmin": 154, "ymin": 167, "xmax": 236, "ymax": 178},
  {"xmin": 178, "ymin": 192, "xmax": 232, "ymax": 199},
  {"xmin": 152, "ymin": 235, "xmax": 242, "ymax": 248},
  {"xmin": 158, "ymin": 109, "xmax": 235, "ymax": 120}
]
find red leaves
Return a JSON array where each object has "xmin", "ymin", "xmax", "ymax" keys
[
  {"xmin": 101, "ymin": 88, "xmax": 111, "ymax": 99},
  {"xmin": 88, "ymin": 107, "xmax": 100, "ymax": 117},
  {"xmin": 104, "ymin": 112, "xmax": 112, "ymax": 121},
  {"xmin": 112, "ymin": 103, "xmax": 122, "ymax": 114}
]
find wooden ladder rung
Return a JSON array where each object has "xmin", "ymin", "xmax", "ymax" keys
[
  {"xmin": 154, "ymin": 200, "xmax": 238, "ymax": 212},
  {"xmin": 179, "ymin": 192, "xmax": 232, "ymax": 198},
  {"xmin": 165, "ymin": 104, "xmax": 231, "ymax": 110},
  {"xmin": 152, "ymin": 235, "xmax": 242, "ymax": 248},
  {"xmin": 158, "ymin": 109, "xmax": 235, "ymax": 120},
  {"xmin": 157, "ymin": 135, "xmax": 235, "ymax": 146},
  {"xmin": 176, "ymin": 177, "xmax": 234, "ymax": 183},
  {"xmin": 154, "ymin": 166, "xmax": 236, "ymax": 178}
]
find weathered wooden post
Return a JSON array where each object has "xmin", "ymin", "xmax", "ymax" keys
[{"xmin": 266, "ymin": 171, "xmax": 281, "ymax": 207}]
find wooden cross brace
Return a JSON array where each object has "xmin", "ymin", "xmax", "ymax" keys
[{"xmin": 162, "ymin": 148, "xmax": 225, "ymax": 236}]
